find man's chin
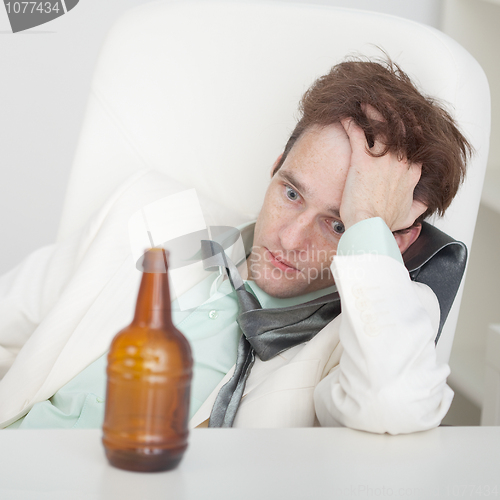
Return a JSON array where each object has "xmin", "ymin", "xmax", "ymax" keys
[
  {"xmin": 250, "ymin": 272, "xmax": 322, "ymax": 299},
  {"xmin": 252, "ymin": 277, "xmax": 307, "ymax": 298}
]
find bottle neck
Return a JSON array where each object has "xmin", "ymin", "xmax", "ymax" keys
[{"xmin": 133, "ymin": 251, "xmax": 173, "ymax": 328}]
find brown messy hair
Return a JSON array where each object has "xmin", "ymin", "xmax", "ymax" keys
[{"xmin": 273, "ymin": 58, "xmax": 472, "ymax": 220}]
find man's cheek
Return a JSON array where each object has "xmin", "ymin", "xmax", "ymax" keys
[
  {"xmin": 248, "ymin": 248, "xmax": 267, "ymax": 281},
  {"xmin": 314, "ymin": 248, "xmax": 330, "ymax": 263},
  {"xmin": 298, "ymin": 250, "xmax": 309, "ymax": 263},
  {"xmin": 306, "ymin": 268, "xmax": 319, "ymax": 283},
  {"xmin": 251, "ymin": 265, "xmax": 261, "ymax": 281},
  {"xmin": 251, "ymin": 247, "xmax": 262, "ymax": 262}
]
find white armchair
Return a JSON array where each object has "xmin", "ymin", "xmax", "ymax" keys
[{"xmin": 57, "ymin": 1, "xmax": 490, "ymax": 365}]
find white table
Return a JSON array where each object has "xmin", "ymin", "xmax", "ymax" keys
[{"xmin": 1, "ymin": 427, "xmax": 499, "ymax": 500}]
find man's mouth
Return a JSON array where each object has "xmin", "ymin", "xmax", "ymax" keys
[{"xmin": 266, "ymin": 249, "xmax": 301, "ymax": 273}]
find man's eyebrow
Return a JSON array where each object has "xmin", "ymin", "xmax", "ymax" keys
[
  {"xmin": 277, "ymin": 170, "xmax": 341, "ymax": 218},
  {"xmin": 278, "ymin": 170, "xmax": 309, "ymax": 196}
]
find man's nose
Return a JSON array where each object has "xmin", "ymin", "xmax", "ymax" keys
[{"xmin": 278, "ymin": 213, "xmax": 315, "ymax": 252}]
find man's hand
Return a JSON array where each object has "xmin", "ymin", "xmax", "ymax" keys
[{"xmin": 340, "ymin": 110, "xmax": 427, "ymax": 232}]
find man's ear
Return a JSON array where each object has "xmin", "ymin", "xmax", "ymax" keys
[
  {"xmin": 271, "ymin": 154, "xmax": 283, "ymax": 178},
  {"xmin": 394, "ymin": 224, "xmax": 422, "ymax": 254}
]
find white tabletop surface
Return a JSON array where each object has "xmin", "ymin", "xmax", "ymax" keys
[{"xmin": 1, "ymin": 427, "xmax": 499, "ymax": 500}]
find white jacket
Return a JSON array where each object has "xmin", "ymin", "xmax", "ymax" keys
[{"xmin": 0, "ymin": 169, "xmax": 453, "ymax": 432}]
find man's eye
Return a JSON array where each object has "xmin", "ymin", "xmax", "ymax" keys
[
  {"xmin": 285, "ymin": 186, "xmax": 299, "ymax": 201},
  {"xmin": 330, "ymin": 220, "xmax": 345, "ymax": 235}
]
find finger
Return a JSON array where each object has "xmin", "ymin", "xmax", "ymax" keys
[
  {"xmin": 397, "ymin": 166, "xmax": 425, "ymax": 229},
  {"xmin": 393, "ymin": 199, "xmax": 428, "ymax": 232},
  {"xmin": 361, "ymin": 103, "xmax": 384, "ymax": 123},
  {"xmin": 341, "ymin": 117, "xmax": 369, "ymax": 152},
  {"xmin": 370, "ymin": 135, "xmax": 387, "ymax": 156},
  {"xmin": 360, "ymin": 103, "xmax": 390, "ymax": 154},
  {"xmin": 409, "ymin": 199, "xmax": 427, "ymax": 222},
  {"xmin": 408, "ymin": 161, "xmax": 423, "ymax": 186}
]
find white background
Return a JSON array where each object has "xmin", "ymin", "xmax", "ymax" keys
[{"xmin": 0, "ymin": 0, "xmax": 443, "ymax": 275}]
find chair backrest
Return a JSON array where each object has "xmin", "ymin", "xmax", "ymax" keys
[{"xmin": 57, "ymin": 1, "xmax": 490, "ymax": 363}]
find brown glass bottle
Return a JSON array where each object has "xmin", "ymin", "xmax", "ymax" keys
[{"xmin": 102, "ymin": 248, "xmax": 193, "ymax": 472}]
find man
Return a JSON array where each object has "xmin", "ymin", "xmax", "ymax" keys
[{"xmin": 0, "ymin": 59, "xmax": 471, "ymax": 432}]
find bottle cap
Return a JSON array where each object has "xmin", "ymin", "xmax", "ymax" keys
[{"xmin": 139, "ymin": 248, "xmax": 169, "ymax": 273}]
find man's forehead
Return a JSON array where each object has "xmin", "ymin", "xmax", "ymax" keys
[
  {"xmin": 280, "ymin": 123, "xmax": 350, "ymax": 173},
  {"xmin": 286, "ymin": 124, "xmax": 351, "ymax": 168},
  {"xmin": 298, "ymin": 122, "xmax": 350, "ymax": 145}
]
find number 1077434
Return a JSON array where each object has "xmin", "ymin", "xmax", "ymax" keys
[{"xmin": 5, "ymin": 2, "xmax": 61, "ymax": 14}]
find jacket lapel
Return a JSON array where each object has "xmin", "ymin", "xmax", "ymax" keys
[{"xmin": 189, "ymin": 316, "xmax": 343, "ymax": 428}]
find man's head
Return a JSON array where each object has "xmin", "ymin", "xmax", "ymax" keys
[
  {"xmin": 248, "ymin": 58, "xmax": 472, "ymax": 298},
  {"xmin": 276, "ymin": 59, "xmax": 472, "ymax": 219}
]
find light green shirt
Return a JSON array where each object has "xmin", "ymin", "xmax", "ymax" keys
[
  {"xmin": 8, "ymin": 217, "xmax": 398, "ymax": 429},
  {"xmin": 337, "ymin": 217, "xmax": 402, "ymax": 263}
]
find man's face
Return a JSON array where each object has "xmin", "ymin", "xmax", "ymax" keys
[{"xmin": 248, "ymin": 123, "xmax": 351, "ymax": 298}]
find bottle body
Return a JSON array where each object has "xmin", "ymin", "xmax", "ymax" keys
[{"xmin": 102, "ymin": 249, "xmax": 193, "ymax": 472}]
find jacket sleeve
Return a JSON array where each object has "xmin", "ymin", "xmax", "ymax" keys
[
  {"xmin": 0, "ymin": 168, "xmax": 249, "ymax": 381},
  {"xmin": 314, "ymin": 253, "xmax": 454, "ymax": 434}
]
